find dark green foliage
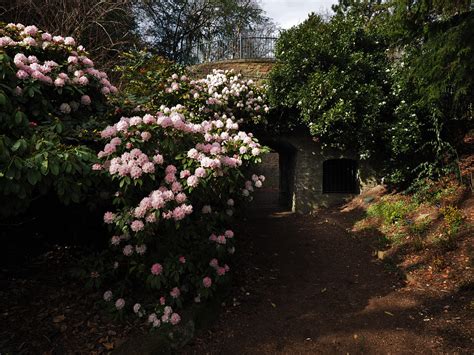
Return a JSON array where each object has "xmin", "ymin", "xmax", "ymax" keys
[
  {"xmin": 268, "ymin": 11, "xmax": 393, "ymax": 158},
  {"xmin": 387, "ymin": 12, "xmax": 474, "ymax": 184},
  {"xmin": 111, "ymin": 50, "xmax": 185, "ymax": 114},
  {"xmin": 268, "ymin": 1, "xmax": 474, "ymax": 187}
]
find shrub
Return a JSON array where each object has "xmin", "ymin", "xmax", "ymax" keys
[
  {"xmin": 0, "ymin": 23, "xmax": 117, "ymax": 217},
  {"xmin": 93, "ymin": 70, "xmax": 269, "ymax": 329},
  {"xmin": 367, "ymin": 196, "xmax": 417, "ymax": 225},
  {"xmin": 268, "ymin": 13, "xmax": 392, "ymax": 157},
  {"xmin": 441, "ymin": 205, "xmax": 464, "ymax": 237},
  {"xmin": 113, "ymin": 50, "xmax": 269, "ymax": 127}
]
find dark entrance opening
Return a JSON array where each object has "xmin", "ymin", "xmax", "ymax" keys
[
  {"xmin": 252, "ymin": 139, "xmax": 296, "ymax": 211},
  {"xmin": 322, "ymin": 159, "xmax": 358, "ymax": 194}
]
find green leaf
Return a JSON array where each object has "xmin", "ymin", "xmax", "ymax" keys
[
  {"xmin": 40, "ymin": 159, "xmax": 48, "ymax": 175},
  {"xmin": 11, "ymin": 140, "xmax": 22, "ymax": 152},
  {"xmin": 14, "ymin": 111, "xmax": 25, "ymax": 125},
  {"xmin": 55, "ymin": 123, "xmax": 63, "ymax": 134},
  {"xmin": 0, "ymin": 93, "xmax": 6, "ymax": 106},
  {"xmin": 27, "ymin": 169, "xmax": 40, "ymax": 185},
  {"xmin": 50, "ymin": 162, "xmax": 60, "ymax": 176}
]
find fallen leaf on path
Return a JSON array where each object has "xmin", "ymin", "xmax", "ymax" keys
[
  {"xmin": 53, "ymin": 315, "xmax": 65, "ymax": 323},
  {"xmin": 103, "ymin": 342, "xmax": 114, "ymax": 350}
]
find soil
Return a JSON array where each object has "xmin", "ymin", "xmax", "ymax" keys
[
  {"xmin": 181, "ymin": 204, "xmax": 474, "ymax": 354},
  {"xmin": 1, "ymin": 200, "xmax": 472, "ymax": 354}
]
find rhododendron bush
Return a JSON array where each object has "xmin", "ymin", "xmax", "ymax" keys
[
  {"xmin": 0, "ymin": 23, "xmax": 117, "ymax": 216},
  {"xmin": 113, "ymin": 50, "xmax": 269, "ymax": 126},
  {"xmin": 95, "ymin": 70, "xmax": 269, "ymax": 327}
]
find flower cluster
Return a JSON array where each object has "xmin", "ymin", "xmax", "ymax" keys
[
  {"xmin": 0, "ymin": 23, "xmax": 116, "ymax": 218},
  {"xmin": 97, "ymin": 70, "xmax": 269, "ymax": 329},
  {"xmin": 1, "ymin": 23, "xmax": 116, "ymax": 117},
  {"xmin": 163, "ymin": 69, "xmax": 270, "ymax": 125}
]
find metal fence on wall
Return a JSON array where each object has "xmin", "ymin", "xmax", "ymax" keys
[{"xmin": 191, "ymin": 36, "xmax": 277, "ymax": 64}]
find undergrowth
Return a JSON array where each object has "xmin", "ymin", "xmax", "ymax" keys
[{"xmin": 360, "ymin": 178, "xmax": 468, "ymax": 252}]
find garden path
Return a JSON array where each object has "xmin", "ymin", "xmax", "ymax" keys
[{"xmin": 181, "ymin": 205, "xmax": 471, "ymax": 354}]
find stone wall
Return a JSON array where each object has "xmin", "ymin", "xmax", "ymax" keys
[
  {"xmin": 256, "ymin": 130, "xmax": 378, "ymax": 214},
  {"xmin": 188, "ymin": 59, "xmax": 275, "ymax": 82}
]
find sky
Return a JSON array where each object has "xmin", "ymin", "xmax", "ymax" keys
[{"xmin": 260, "ymin": 0, "xmax": 338, "ymax": 29}]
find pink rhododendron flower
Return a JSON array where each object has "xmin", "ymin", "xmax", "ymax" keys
[
  {"xmin": 143, "ymin": 114, "xmax": 156, "ymax": 124},
  {"xmin": 42, "ymin": 33, "xmax": 52, "ymax": 41},
  {"xmin": 151, "ymin": 263, "xmax": 163, "ymax": 275},
  {"xmin": 77, "ymin": 76, "xmax": 89, "ymax": 85},
  {"xmin": 209, "ymin": 258, "xmax": 218, "ymax": 268},
  {"xmin": 80, "ymin": 94, "xmax": 91, "ymax": 105},
  {"xmin": 131, "ymin": 220, "xmax": 144, "ymax": 232},
  {"xmin": 171, "ymin": 181, "xmax": 182, "ymax": 192},
  {"xmin": 186, "ymin": 175, "xmax": 199, "ymax": 187},
  {"xmin": 179, "ymin": 170, "xmax": 190, "ymax": 179},
  {"xmin": 179, "ymin": 256, "xmax": 186, "ymax": 264},
  {"xmin": 170, "ymin": 287, "xmax": 180, "ymax": 298},
  {"xmin": 175, "ymin": 193, "xmax": 187, "ymax": 204},
  {"xmin": 115, "ymin": 298, "xmax": 125, "ymax": 310},
  {"xmin": 16, "ymin": 70, "xmax": 28, "ymax": 79},
  {"xmin": 64, "ymin": 37, "xmax": 75, "ymax": 46},
  {"xmin": 130, "ymin": 166, "xmax": 143, "ymax": 179},
  {"xmin": 203, "ymin": 277, "xmax": 212, "ymax": 288},
  {"xmin": 165, "ymin": 173, "xmax": 176, "ymax": 184},
  {"xmin": 67, "ymin": 56, "xmax": 78, "ymax": 64},
  {"xmin": 103, "ymin": 212, "xmax": 116, "ymax": 224},
  {"xmin": 111, "ymin": 235, "xmax": 121, "ymax": 246},
  {"xmin": 135, "ymin": 244, "xmax": 147, "ymax": 255},
  {"xmin": 148, "ymin": 313, "xmax": 158, "ymax": 323},
  {"xmin": 23, "ymin": 26, "xmax": 38, "ymax": 36},
  {"xmin": 153, "ymin": 154, "xmax": 164, "ymax": 164},
  {"xmin": 59, "ymin": 103, "xmax": 71, "ymax": 114},
  {"xmin": 195, "ymin": 167, "xmax": 206, "ymax": 178},
  {"xmin": 22, "ymin": 37, "xmax": 36, "ymax": 46},
  {"xmin": 170, "ymin": 313, "xmax": 181, "ymax": 325},
  {"xmin": 141, "ymin": 131, "xmax": 152, "ymax": 141},
  {"xmin": 123, "ymin": 245, "xmax": 134, "ymax": 256},
  {"xmin": 54, "ymin": 78, "xmax": 65, "ymax": 87}
]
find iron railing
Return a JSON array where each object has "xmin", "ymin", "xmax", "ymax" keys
[{"xmin": 190, "ymin": 36, "xmax": 277, "ymax": 64}]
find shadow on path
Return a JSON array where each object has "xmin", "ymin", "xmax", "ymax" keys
[{"xmin": 182, "ymin": 205, "xmax": 473, "ymax": 354}]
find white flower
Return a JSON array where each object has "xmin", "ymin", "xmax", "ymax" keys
[{"xmin": 103, "ymin": 290, "xmax": 113, "ymax": 302}]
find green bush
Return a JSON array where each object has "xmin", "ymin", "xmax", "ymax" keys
[
  {"xmin": 268, "ymin": 13, "xmax": 392, "ymax": 157},
  {"xmin": 367, "ymin": 197, "xmax": 417, "ymax": 224},
  {"xmin": 0, "ymin": 23, "xmax": 115, "ymax": 217}
]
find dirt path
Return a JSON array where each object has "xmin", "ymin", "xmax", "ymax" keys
[{"xmin": 181, "ymin": 206, "xmax": 473, "ymax": 354}]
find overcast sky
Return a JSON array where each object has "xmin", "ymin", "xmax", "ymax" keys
[{"xmin": 260, "ymin": 0, "xmax": 338, "ymax": 29}]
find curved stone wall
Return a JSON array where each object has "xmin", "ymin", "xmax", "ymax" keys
[{"xmin": 188, "ymin": 59, "xmax": 275, "ymax": 82}]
